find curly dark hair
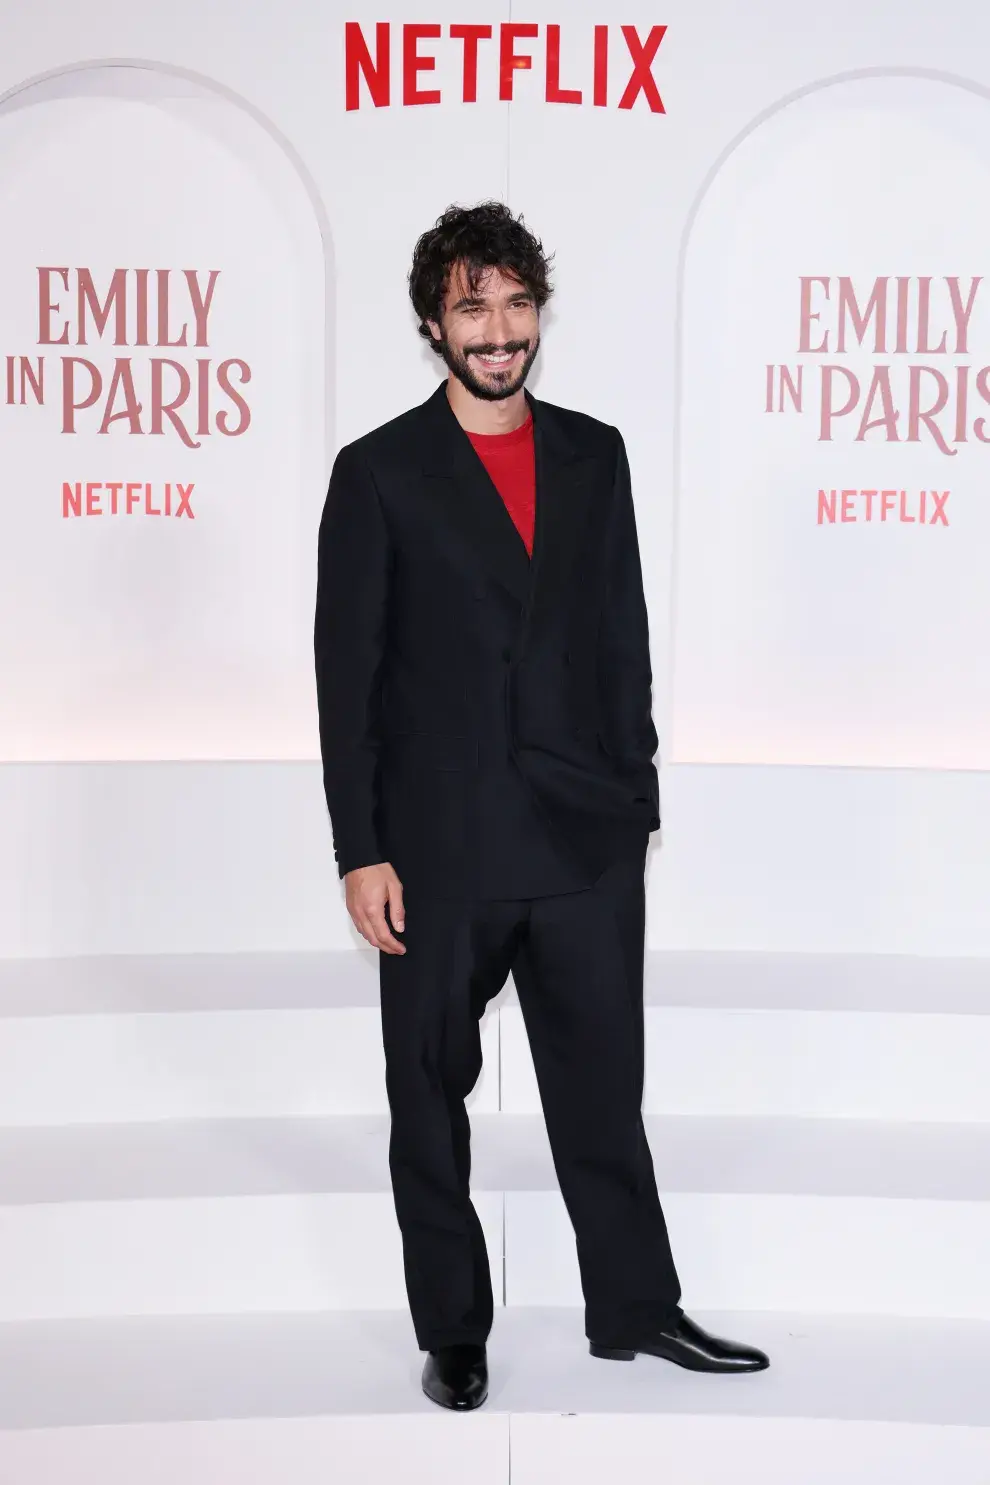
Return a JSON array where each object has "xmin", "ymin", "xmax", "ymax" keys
[{"xmin": 409, "ymin": 201, "xmax": 554, "ymax": 355}]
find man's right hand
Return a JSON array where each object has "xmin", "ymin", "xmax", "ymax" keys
[{"xmin": 344, "ymin": 862, "xmax": 406, "ymax": 955}]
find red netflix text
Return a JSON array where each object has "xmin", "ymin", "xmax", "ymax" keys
[{"xmin": 344, "ymin": 22, "xmax": 667, "ymax": 113}]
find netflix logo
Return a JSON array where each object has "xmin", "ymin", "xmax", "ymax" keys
[{"xmin": 344, "ymin": 22, "xmax": 667, "ymax": 113}]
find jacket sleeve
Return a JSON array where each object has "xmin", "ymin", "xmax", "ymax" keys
[
  {"xmin": 598, "ymin": 430, "xmax": 661, "ymax": 827},
  {"xmin": 314, "ymin": 442, "xmax": 390, "ymax": 877}
]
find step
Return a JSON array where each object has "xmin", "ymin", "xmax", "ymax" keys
[
  {"xmin": 0, "ymin": 952, "xmax": 498, "ymax": 1121},
  {"xmin": 0, "ymin": 1308, "xmax": 987, "ymax": 1484},
  {"xmin": 503, "ymin": 951, "xmax": 990, "ymax": 1120},
  {"xmin": 3, "ymin": 949, "xmax": 985, "ymax": 1017},
  {"xmin": 502, "ymin": 1000, "xmax": 990, "ymax": 1120},
  {"xmin": 0, "ymin": 1115, "xmax": 988, "ymax": 1320},
  {"xmin": 0, "ymin": 1115, "xmax": 501, "ymax": 1318},
  {"xmin": 493, "ymin": 1115, "xmax": 990, "ymax": 1318},
  {"xmin": 0, "ymin": 952, "xmax": 378, "ymax": 1016},
  {"xmin": 0, "ymin": 951, "xmax": 987, "ymax": 1123}
]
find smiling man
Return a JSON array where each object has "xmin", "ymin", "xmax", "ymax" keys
[{"xmin": 314, "ymin": 201, "xmax": 769, "ymax": 1410}]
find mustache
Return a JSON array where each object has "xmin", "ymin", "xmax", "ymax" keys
[{"xmin": 466, "ymin": 340, "xmax": 530, "ymax": 358}]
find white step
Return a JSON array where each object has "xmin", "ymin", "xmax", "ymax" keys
[
  {"xmin": 501, "ymin": 1002, "xmax": 990, "ymax": 1120},
  {"xmin": 637, "ymin": 949, "xmax": 990, "ymax": 1013},
  {"xmin": 0, "ymin": 1308, "xmax": 987, "ymax": 1484},
  {"xmin": 0, "ymin": 952, "xmax": 379, "ymax": 1015},
  {"xmin": 3, "ymin": 949, "xmax": 985, "ymax": 1017},
  {"xmin": 0, "ymin": 1115, "xmax": 988, "ymax": 1320},
  {"xmin": 507, "ymin": 1190, "xmax": 990, "ymax": 1317},
  {"xmin": 0, "ymin": 952, "xmax": 498, "ymax": 1122},
  {"xmin": 503, "ymin": 951, "xmax": 990, "ymax": 1120},
  {"xmin": 497, "ymin": 1113, "xmax": 990, "ymax": 1319},
  {"xmin": 1, "ymin": 951, "xmax": 988, "ymax": 1124}
]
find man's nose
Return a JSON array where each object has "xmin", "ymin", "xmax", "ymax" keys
[{"xmin": 487, "ymin": 306, "xmax": 511, "ymax": 343}]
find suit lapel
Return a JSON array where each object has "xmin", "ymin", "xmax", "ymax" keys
[
  {"xmin": 419, "ymin": 382, "xmax": 532, "ymax": 608},
  {"xmin": 416, "ymin": 382, "xmax": 598, "ymax": 618},
  {"xmin": 527, "ymin": 391, "xmax": 598, "ymax": 628}
]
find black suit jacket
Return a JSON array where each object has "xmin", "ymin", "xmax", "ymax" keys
[{"xmin": 314, "ymin": 381, "xmax": 660, "ymax": 897}]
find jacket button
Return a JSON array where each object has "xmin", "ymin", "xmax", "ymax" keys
[
  {"xmin": 563, "ymin": 651, "xmax": 571, "ymax": 666},
  {"xmin": 501, "ymin": 648, "xmax": 511, "ymax": 663}
]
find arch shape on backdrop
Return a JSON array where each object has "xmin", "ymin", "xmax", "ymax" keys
[
  {"xmin": 0, "ymin": 59, "xmax": 333, "ymax": 761},
  {"xmin": 670, "ymin": 67, "xmax": 990, "ymax": 771}
]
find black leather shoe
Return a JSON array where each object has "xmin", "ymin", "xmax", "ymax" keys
[
  {"xmin": 422, "ymin": 1344, "xmax": 489, "ymax": 1410},
  {"xmin": 590, "ymin": 1313, "xmax": 769, "ymax": 1373}
]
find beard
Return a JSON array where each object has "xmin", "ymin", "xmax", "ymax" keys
[{"xmin": 439, "ymin": 333, "xmax": 540, "ymax": 402}]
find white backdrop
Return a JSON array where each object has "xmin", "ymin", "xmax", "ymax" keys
[
  {"xmin": 674, "ymin": 73, "xmax": 990, "ymax": 770},
  {"xmin": 2, "ymin": 0, "xmax": 990, "ymax": 956}
]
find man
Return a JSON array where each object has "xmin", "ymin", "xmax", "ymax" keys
[{"xmin": 314, "ymin": 202, "xmax": 769, "ymax": 1410}]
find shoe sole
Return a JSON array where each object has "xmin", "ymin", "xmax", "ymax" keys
[
  {"xmin": 589, "ymin": 1342, "xmax": 769, "ymax": 1373},
  {"xmin": 422, "ymin": 1385, "xmax": 490, "ymax": 1411}
]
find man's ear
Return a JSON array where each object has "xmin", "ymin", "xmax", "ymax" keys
[{"xmin": 426, "ymin": 319, "xmax": 443, "ymax": 345}]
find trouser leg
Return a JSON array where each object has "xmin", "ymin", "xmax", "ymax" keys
[
  {"xmin": 379, "ymin": 891, "xmax": 520, "ymax": 1350},
  {"xmin": 510, "ymin": 850, "xmax": 682, "ymax": 1342}
]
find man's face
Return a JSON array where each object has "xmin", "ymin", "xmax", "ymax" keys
[{"xmin": 428, "ymin": 263, "xmax": 540, "ymax": 402}]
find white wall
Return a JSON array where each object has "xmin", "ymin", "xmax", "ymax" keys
[{"xmin": 2, "ymin": 0, "xmax": 990, "ymax": 956}]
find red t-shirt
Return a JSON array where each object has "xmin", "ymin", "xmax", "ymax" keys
[{"xmin": 466, "ymin": 413, "xmax": 536, "ymax": 557}]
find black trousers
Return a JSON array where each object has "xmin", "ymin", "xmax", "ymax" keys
[{"xmin": 379, "ymin": 847, "xmax": 682, "ymax": 1349}]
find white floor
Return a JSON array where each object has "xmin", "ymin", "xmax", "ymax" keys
[
  {"xmin": 3, "ymin": 1305, "xmax": 990, "ymax": 1428},
  {"xmin": 0, "ymin": 1308, "xmax": 988, "ymax": 1482},
  {"xmin": 0, "ymin": 949, "xmax": 988, "ymax": 1482}
]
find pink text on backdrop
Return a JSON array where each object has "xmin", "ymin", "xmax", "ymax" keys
[
  {"xmin": 61, "ymin": 481, "xmax": 195, "ymax": 519},
  {"xmin": 816, "ymin": 488, "xmax": 950, "ymax": 525},
  {"xmin": 3, "ymin": 268, "xmax": 252, "ymax": 447},
  {"xmin": 765, "ymin": 275, "xmax": 990, "ymax": 454}
]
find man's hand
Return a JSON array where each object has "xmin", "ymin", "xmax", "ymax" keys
[{"xmin": 345, "ymin": 862, "xmax": 406, "ymax": 955}]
